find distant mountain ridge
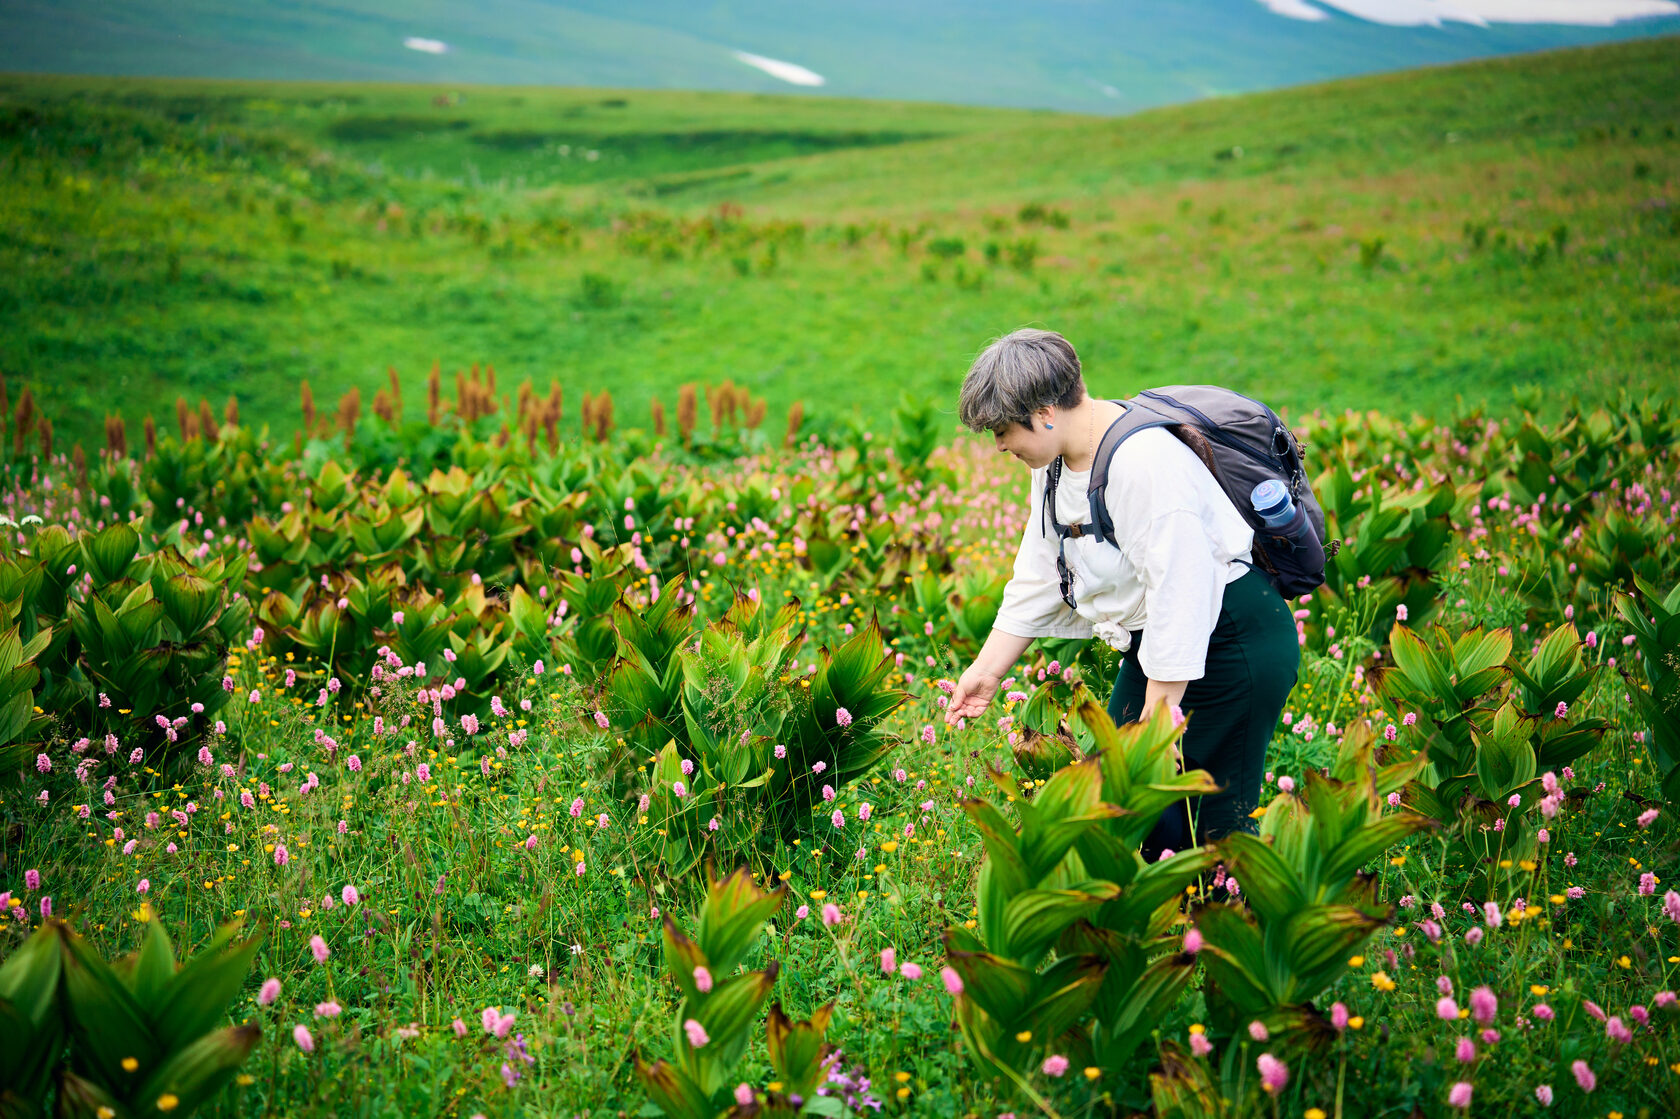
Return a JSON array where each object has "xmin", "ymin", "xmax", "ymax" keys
[{"xmin": 4, "ymin": 0, "xmax": 1678, "ymax": 112}]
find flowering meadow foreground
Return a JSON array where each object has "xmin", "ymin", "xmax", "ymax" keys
[{"xmin": 0, "ymin": 377, "xmax": 1678, "ymax": 1119}]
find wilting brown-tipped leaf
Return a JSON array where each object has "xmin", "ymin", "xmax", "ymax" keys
[
  {"xmin": 634, "ymin": 1055, "xmax": 712, "ymax": 1119},
  {"xmin": 1150, "ymin": 1040, "xmax": 1226, "ymax": 1119},
  {"xmin": 766, "ymin": 1001, "xmax": 834, "ymax": 1099}
]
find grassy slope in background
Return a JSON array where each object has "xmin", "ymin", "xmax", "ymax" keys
[
  {"xmin": 6, "ymin": 0, "xmax": 1679, "ymax": 112},
  {"xmin": 0, "ymin": 35, "xmax": 1676, "ymax": 447}
]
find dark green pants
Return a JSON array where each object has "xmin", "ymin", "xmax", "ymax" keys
[{"xmin": 1106, "ymin": 565, "xmax": 1299, "ymax": 861}]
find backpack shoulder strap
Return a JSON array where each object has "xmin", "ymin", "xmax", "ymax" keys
[{"xmin": 1088, "ymin": 397, "xmax": 1178, "ymax": 547}]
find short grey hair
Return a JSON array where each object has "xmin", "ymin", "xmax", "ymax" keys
[{"xmin": 957, "ymin": 329, "xmax": 1085, "ymax": 433}]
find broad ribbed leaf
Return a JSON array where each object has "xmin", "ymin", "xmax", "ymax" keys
[
  {"xmin": 57, "ymin": 924, "xmax": 164, "ymax": 1084},
  {"xmin": 1220, "ymin": 833, "xmax": 1306, "ymax": 923},
  {"xmin": 0, "ymin": 692, "xmax": 35, "ymax": 748},
  {"xmin": 156, "ymin": 574, "xmax": 222, "ymax": 638},
  {"xmin": 690, "ymin": 967, "xmax": 778, "ymax": 1051},
  {"xmin": 154, "ymin": 925, "xmax": 262, "ymax": 1052},
  {"xmin": 1386, "ymin": 625, "xmax": 1451, "ymax": 698},
  {"xmin": 696, "ymin": 868, "xmax": 785, "ymax": 976},
  {"xmin": 83, "ymin": 523, "xmax": 141, "ymax": 585},
  {"xmin": 1278, "ymin": 905, "xmax": 1388, "ymax": 1000},
  {"xmin": 127, "ymin": 920, "xmax": 178, "ymax": 1007},
  {"xmin": 1453, "ymin": 627, "xmax": 1513, "ymax": 682},
  {"xmin": 661, "ymin": 921, "xmax": 709, "ymax": 1004},
  {"xmin": 1003, "ymin": 882, "xmax": 1121, "ymax": 963},
  {"xmin": 1097, "ymin": 952, "xmax": 1199, "ymax": 1066},
  {"xmin": 1193, "ymin": 904, "xmax": 1276, "ymax": 1011},
  {"xmin": 133, "ymin": 1022, "xmax": 260, "ymax": 1118},
  {"xmin": 1473, "ymin": 706, "xmax": 1537, "ymax": 801},
  {"xmin": 1072, "ymin": 828, "xmax": 1138, "ymax": 891},
  {"xmin": 942, "ymin": 942, "xmax": 1037, "ymax": 1025},
  {"xmin": 960, "ymin": 797, "xmax": 1030, "ymax": 899},
  {"xmin": 1021, "ymin": 954, "xmax": 1107, "ymax": 1041},
  {"xmin": 1319, "ymin": 814, "xmax": 1433, "ymax": 894},
  {"xmin": 1104, "ymin": 846, "xmax": 1221, "ymax": 930}
]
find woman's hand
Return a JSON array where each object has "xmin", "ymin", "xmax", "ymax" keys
[{"xmin": 946, "ymin": 665, "xmax": 1002, "ymax": 726}]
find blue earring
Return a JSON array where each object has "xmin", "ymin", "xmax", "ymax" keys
[{"xmin": 1045, "ymin": 422, "xmax": 1054, "ymax": 429}]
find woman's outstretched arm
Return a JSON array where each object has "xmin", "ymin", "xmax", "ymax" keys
[{"xmin": 945, "ymin": 627, "xmax": 1034, "ymax": 726}]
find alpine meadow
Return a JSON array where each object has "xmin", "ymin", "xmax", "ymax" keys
[{"xmin": 1, "ymin": 31, "xmax": 1680, "ymax": 1119}]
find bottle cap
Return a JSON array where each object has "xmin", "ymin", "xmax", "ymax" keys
[{"xmin": 1251, "ymin": 479, "xmax": 1290, "ymax": 517}]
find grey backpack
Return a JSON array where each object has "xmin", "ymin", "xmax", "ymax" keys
[{"xmin": 1044, "ymin": 386, "xmax": 1335, "ymax": 598}]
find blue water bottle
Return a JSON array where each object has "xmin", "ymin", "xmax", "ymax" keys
[
  {"xmin": 1249, "ymin": 478, "xmax": 1322, "ymax": 569},
  {"xmin": 1250, "ymin": 479, "xmax": 1297, "ymax": 530}
]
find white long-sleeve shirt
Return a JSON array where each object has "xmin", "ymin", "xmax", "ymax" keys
[{"xmin": 992, "ymin": 426, "xmax": 1255, "ymax": 681}]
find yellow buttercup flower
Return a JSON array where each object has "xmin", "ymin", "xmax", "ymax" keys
[
  {"xmin": 1371, "ymin": 971, "xmax": 1396, "ymax": 992},
  {"xmin": 1015, "ymin": 1030, "xmax": 1033, "ymax": 1043}
]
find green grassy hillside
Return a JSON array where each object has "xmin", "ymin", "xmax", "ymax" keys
[
  {"xmin": 8, "ymin": 0, "xmax": 1680, "ymax": 113},
  {"xmin": 2, "ymin": 35, "xmax": 1677, "ymax": 448}
]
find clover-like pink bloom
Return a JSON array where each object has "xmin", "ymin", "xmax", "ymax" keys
[{"xmin": 1256, "ymin": 1053, "xmax": 1287, "ymax": 1095}]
